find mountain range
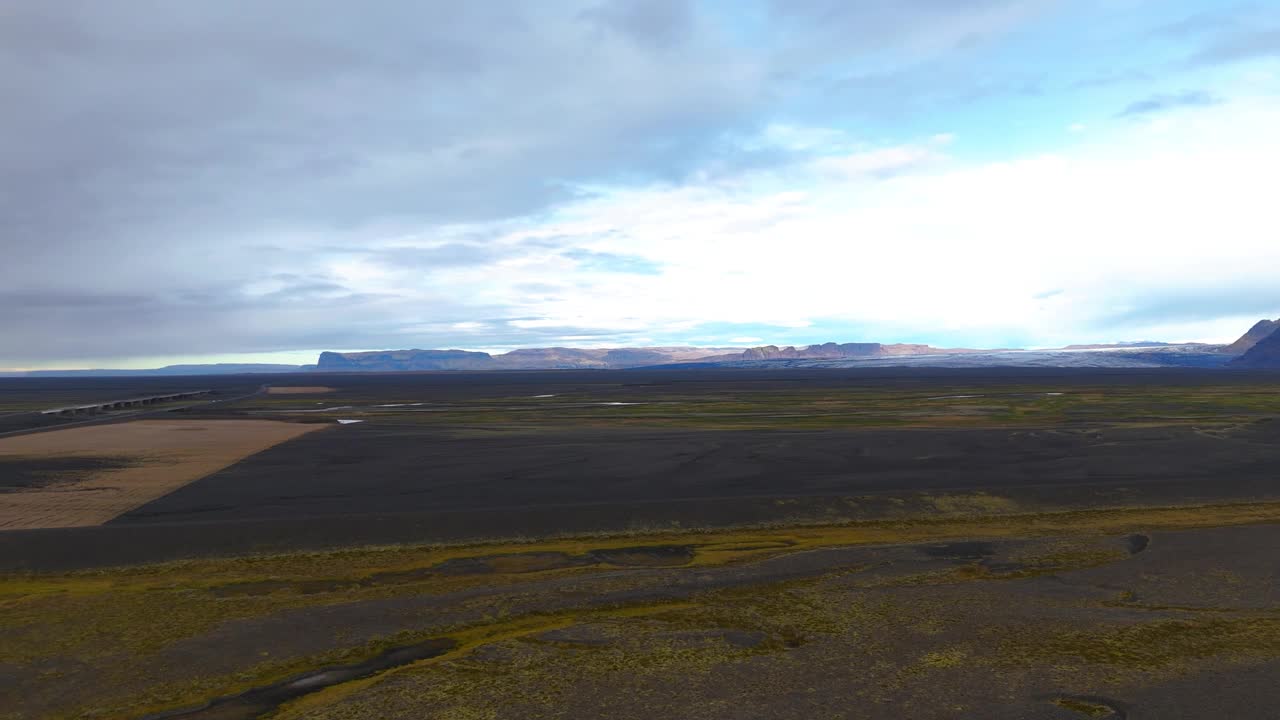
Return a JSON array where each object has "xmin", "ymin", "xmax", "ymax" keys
[
  {"xmin": 313, "ymin": 346, "xmax": 735, "ymax": 372},
  {"xmin": 312, "ymin": 342, "xmax": 987, "ymax": 372},
  {"xmin": 312, "ymin": 320, "xmax": 1280, "ymax": 372},
  {"xmin": 4, "ymin": 318, "xmax": 1279, "ymax": 376}
]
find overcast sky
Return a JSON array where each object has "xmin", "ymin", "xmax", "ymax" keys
[{"xmin": 4, "ymin": 0, "xmax": 1280, "ymax": 369}]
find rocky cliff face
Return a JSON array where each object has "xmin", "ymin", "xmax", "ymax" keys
[
  {"xmin": 315, "ymin": 342, "xmax": 962, "ymax": 371},
  {"xmin": 315, "ymin": 347, "xmax": 716, "ymax": 371},
  {"xmin": 1224, "ymin": 319, "xmax": 1279, "ymax": 355},
  {"xmin": 711, "ymin": 343, "xmax": 883, "ymax": 362},
  {"xmin": 316, "ymin": 349, "xmax": 494, "ymax": 371},
  {"xmin": 1231, "ymin": 329, "xmax": 1280, "ymax": 368},
  {"xmin": 488, "ymin": 348, "xmax": 662, "ymax": 369},
  {"xmin": 490, "ymin": 348, "xmax": 606, "ymax": 369},
  {"xmin": 703, "ymin": 342, "xmax": 944, "ymax": 363}
]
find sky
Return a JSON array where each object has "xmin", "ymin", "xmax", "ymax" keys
[{"xmin": 3, "ymin": 0, "xmax": 1280, "ymax": 370}]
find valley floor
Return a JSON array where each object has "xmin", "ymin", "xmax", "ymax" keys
[{"xmin": 2, "ymin": 368, "xmax": 1279, "ymax": 718}]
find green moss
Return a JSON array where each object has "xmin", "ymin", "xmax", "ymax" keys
[
  {"xmin": 1005, "ymin": 617, "xmax": 1280, "ymax": 670},
  {"xmin": 1053, "ymin": 698, "xmax": 1115, "ymax": 717},
  {"xmin": 217, "ymin": 382, "xmax": 1280, "ymax": 431},
  {"xmin": 12, "ymin": 500, "xmax": 1280, "ymax": 718},
  {"xmin": 919, "ymin": 647, "xmax": 969, "ymax": 668}
]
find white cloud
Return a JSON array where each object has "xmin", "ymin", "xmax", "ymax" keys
[
  {"xmin": 807, "ymin": 144, "xmax": 941, "ymax": 179},
  {"xmin": 19, "ymin": 93, "xmax": 1277, "ymax": 367},
  {"xmin": 752, "ymin": 123, "xmax": 852, "ymax": 152},
  {"xmin": 365, "ymin": 98, "xmax": 1280, "ymax": 347}
]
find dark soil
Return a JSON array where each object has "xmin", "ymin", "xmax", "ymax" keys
[
  {"xmin": 113, "ymin": 422, "xmax": 1280, "ymax": 524},
  {"xmin": 920, "ymin": 541, "xmax": 997, "ymax": 560},
  {"xmin": 0, "ymin": 456, "xmax": 136, "ymax": 492}
]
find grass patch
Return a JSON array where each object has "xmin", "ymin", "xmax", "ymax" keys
[
  {"xmin": 1054, "ymin": 697, "xmax": 1116, "ymax": 717},
  {"xmin": 1008, "ymin": 617, "xmax": 1280, "ymax": 670}
]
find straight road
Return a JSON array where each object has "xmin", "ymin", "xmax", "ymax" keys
[{"xmin": 0, "ymin": 385, "xmax": 268, "ymax": 440}]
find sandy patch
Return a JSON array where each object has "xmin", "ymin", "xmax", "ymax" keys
[
  {"xmin": 0, "ymin": 420, "xmax": 324, "ymax": 530},
  {"xmin": 267, "ymin": 386, "xmax": 337, "ymax": 395}
]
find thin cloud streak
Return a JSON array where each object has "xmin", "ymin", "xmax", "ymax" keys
[{"xmin": 1116, "ymin": 90, "xmax": 1222, "ymax": 117}]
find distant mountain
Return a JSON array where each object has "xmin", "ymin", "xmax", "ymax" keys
[
  {"xmin": 313, "ymin": 338, "xmax": 1248, "ymax": 372},
  {"xmin": 1231, "ymin": 328, "xmax": 1280, "ymax": 368},
  {"xmin": 675, "ymin": 343, "xmax": 1231, "ymax": 370},
  {"xmin": 314, "ymin": 342, "xmax": 1000, "ymax": 372},
  {"xmin": 1223, "ymin": 319, "xmax": 1279, "ymax": 355},
  {"xmin": 317, "ymin": 349, "xmax": 494, "ymax": 372},
  {"xmin": 1062, "ymin": 341, "xmax": 1189, "ymax": 350},
  {"xmin": 0, "ymin": 363, "xmax": 304, "ymax": 378},
  {"xmin": 315, "ymin": 347, "xmax": 736, "ymax": 372},
  {"xmin": 695, "ymin": 342, "xmax": 958, "ymax": 363}
]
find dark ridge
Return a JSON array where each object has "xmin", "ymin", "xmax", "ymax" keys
[
  {"xmin": 1224, "ymin": 318, "xmax": 1279, "ymax": 355},
  {"xmin": 1231, "ymin": 325, "xmax": 1280, "ymax": 368}
]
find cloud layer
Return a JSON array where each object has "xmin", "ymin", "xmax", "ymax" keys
[{"xmin": 3, "ymin": 1, "xmax": 1279, "ymax": 367}]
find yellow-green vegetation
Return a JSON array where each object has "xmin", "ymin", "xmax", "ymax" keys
[
  {"xmin": 6, "ymin": 500, "xmax": 1280, "ymax": 656},
  {"xmin": 1053, "ymin": 697, "xmax": 1116, "ymax": 717},
  {"xmin": 919, "ymin": 647, "xmax": 970, "ymax": 668},
  {"xmin": 998, "ymin": 538, "xmax": 1131, "ymax": 577},
  {"xmin": 924, "ymin": 493, "xmax": 1020, "ymax": 515},
  {"xmin": 1009, "ymin": 617, "xmax": 1280, "ymax": 670},
  {"xmin": 225, "ymin": 382, "xmax": 1280, "ymax": 430},
  {"xmin": 7, "ymin": 500, "xmax": 1280, "ymax": 717},
  {"xmin": 280, "ymin": 526, "xmax": 1280, "ymax": 720},
  {"xmin": 274, "ymin": 577, "xmax": 898, "ymax": 719}
]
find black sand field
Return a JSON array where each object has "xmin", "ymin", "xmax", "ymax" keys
[
  {"xmin": 116, "ymin": 419, "xmax": 1280, "ymax": 521},
  {"xmin": 4, "ymin": 368, "xmax": 1280, "ymax": 570}
]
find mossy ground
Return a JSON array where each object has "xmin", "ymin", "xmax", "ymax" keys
[
  {"xmin": 223, "ymin": 382, "xmax": 1280, "ymax": 431},
  {"xmin": 273, "ymin": 522, "xmax": 1280, "ymax": 720},
  {"xmin": 1053, "ymin": 697, "xmax": 1116, "ymax": 717},
  {"xmin": 6, "ymin": 500, "xmax": 1280, "ymax": 718}
]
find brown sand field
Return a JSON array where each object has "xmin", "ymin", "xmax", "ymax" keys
[
  {"xmin": 265, "ymin": 386, "xmax": 336, "ymax": 395},
  {"xmin": 0, "ymin": 420, "xmax": 323, "ymax": 530}
]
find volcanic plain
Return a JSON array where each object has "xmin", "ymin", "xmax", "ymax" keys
[{"xmin": 2, "ymin": 368, "xmax": 1279, "ymax": 719}]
